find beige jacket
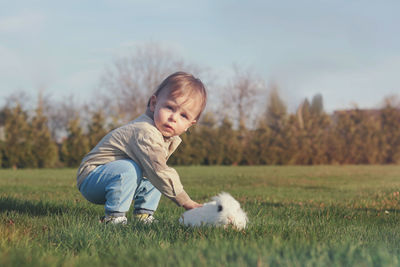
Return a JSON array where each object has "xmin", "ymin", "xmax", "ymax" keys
[{"xmin": 76, "ymin": 110, "xmax": 191, "ymax": 206}]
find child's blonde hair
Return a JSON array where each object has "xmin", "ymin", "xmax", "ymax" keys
[{"xmin": 148, "ymin": 72, "xmax": 207, "ymax": 120}]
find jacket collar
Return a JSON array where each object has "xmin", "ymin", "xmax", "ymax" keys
[
  {"xmin": 143, "ymin": 108, "xmax": 182, "ymax": 145},
  {"xmin": 145, "ymin": 108, "xmax": 154, "ymax": 120}
]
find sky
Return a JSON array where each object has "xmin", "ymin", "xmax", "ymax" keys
[{"xmin": 1, "ymin": 0, "xmax": 400, "ymax": 112}]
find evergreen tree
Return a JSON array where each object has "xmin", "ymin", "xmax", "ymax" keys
[
  {"xmin": 3, "ymin": 104, "xmax": 33, "ymax": 168},
  {"xmin": 265, "ymin": 86, "xmax": 291, "ymax": 164},
  {"xmin": 197, "ymin": 112, "xmax": 218, "ymax": 165},
  {"xmin": 310, "ymin": 109, "xmax": 331, "ymax": 164},
  {"xmin": 380, "ymin": 102, "xmax": 400, "ymax": 163},
  {"xmin": 216, "ymin": 117, "xmax": 241, "ymax": 165},
  {"xmin": 331, "ymin": 109, "xmax": 382, "ymax": 164},
  {"xmin": 293, "ymin": 99, "xmax": 313, "ymax": 164},
  {"xmin": 266, "ymin": 85, "xmax": 287, "ymax": 133},
  {"xmin": 0, "ymin": 141, "xmax": 3, "ymax": 167},
  {"xmin": 87, "ymin": 110, "xmax": 108, "ymax": 149},
  {"xmin": 60, "ymin": 117, "xmax": 90, "ymax": 167},
  {"xmin": 330, "ymin": 111, "xmax": 351, "ymax": 164},
  {"xmin": 294, "ymin": 97, "xmax": 331, "ymax": 164},
  {"xmin": 310, "ymin": 93, "xmax": 324, "ymax": 115},
  {"xmin": 0, "ymin": 108, "xmax": 5, "ymax": 167},
  {"xmin": 169, "ymin": 130, "xmax": 192, "ymax": 165},
  {"xmin": 171, "ymin": 112, "xmax": 218, "ymax": 165},
  {"xmin": 30, "ymin": 98, "xmax": 58, "ymax": 168},
  {"xmin": 354, "ymin": 112, "xmax": 382, "ymax": 164},
  {"xmin": 245, "ymin": 119, "xmax": 272, "ymax": 165}
]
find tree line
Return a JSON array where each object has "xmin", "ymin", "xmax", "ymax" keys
[
  {"xmin": 1, "ymin": 43, "xmax": 399, "ymax": 168},
  {"xmin": 170, "ymin": 95, "xmax": 400, "ymax": 166},
  {"xmin": 1, "ymin": 90, "xmax": 399, "ymax": 169}
]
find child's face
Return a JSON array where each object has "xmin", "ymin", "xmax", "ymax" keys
[{"xmin": 149, "ymin": 89, "xmax": 201, "ymax": 138}]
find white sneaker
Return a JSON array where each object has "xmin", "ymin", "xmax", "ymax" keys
[
  {"xmin": 99, "ymin": 215, "xmax": 128, "ymax": 225},
  {"xmin": 134, "ymin": 214, "xmax": 158, "ymax": 224}
]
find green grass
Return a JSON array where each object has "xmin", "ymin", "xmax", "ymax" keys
[{"xmin": 1, "ymin": 166, "xmax": 400, "ymax": 266}]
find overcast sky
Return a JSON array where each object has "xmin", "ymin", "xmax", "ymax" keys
[{"xmin": 1, "ymin": 0, "xmax": 399, "ymax": 112}]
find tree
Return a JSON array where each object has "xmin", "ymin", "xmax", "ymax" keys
[
  {"xmin": 221, "ymin": 65, "xmax": 264, "ymax": 130},
  {"xmin": 331, "ymin": 109, "xmax": 382, "ymax": 164},
  {"xmin": 87, "ymin": 110, "xmax": 108, "ymax": 150},
  {"xmin": 3, "ymin": 104, "xmax": 33, "ymax": 168},
  {"xmin": 46, "ymin": 95, "xmax": 82, "ymax": 143},
  {"xmin": 170, "ymin": 112, "xmax": 218, "ymax": 165},
  {"xmin": 264, "ymin": 85, "xmax": 292, "ymax": 164},
  {"xmin": 380, "ymin": 98, "xmax": 400, "ymax": 163},
  {"xmin": 197, "ymin": 112, "xmax": 219, "ymax": 165},
  {"xmin": 60, "ymin": 117, "xmax": 90, "ymax": 167},
  {"xmin": 169, "ymin": 131, "xmax": 192, "ymax": 165},
  {"xmin": 310, "ymin": 93, "xmax": 324, "ymax": 115},
  {"xmin": 29, "ymin": 95, "xmax": 58, "ymax": 168},
  {"xmin": 216, "ymin": 117, "xmax": 242, "ymax": 165},
  {"xmin": 99, "ymin": 42, "xmax": 203, "ymax": 124},
  {"xmin": 265, "ymin": 84, "xmax": 287, "ymax": 133},
  {"xmin": 244, "ymin": 119, "xmax": 272, "ymax": 165},
  {"xmin": 0, "ymin": 108, "xmax": 6, "ymax": 167},
  {"xmin": 293, "ymin": 96, "xmax": 331, "ymax": 165}
]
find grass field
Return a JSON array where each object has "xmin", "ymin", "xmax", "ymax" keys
[{"xmin": 1, "ymin": 165, "xmax": 400, "ymax": 266}]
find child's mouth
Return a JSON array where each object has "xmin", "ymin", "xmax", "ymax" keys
[{"xmin": 164, "ymin": 124, "xmax": 174, "ymax": 132}]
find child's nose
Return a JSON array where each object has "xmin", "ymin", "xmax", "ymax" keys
[{"xmin": 169, "ymin": 112, "xmax": 177, "ymax": 122}]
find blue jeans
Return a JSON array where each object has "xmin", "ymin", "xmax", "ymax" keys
[{"xmin": 79, "ymin": 159, "xmax": 161, "ymax": 216}]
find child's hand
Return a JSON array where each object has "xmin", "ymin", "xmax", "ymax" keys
[{"xmin": 183, "ymin": 199, "xmax": 203, "ymax": 210}]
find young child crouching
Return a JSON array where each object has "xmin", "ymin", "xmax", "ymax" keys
[{"xmin": 77, "ymin": 72, "xmax": 207, "ymax": 224}]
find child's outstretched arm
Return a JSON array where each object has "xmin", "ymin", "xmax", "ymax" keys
[
  {"xmin": 182, "ymin": 199, "xmax": 203, "ymax": 210},
  {"xmin": 129, "ymin": 126, "xmax": 195, "ymax": 207}
]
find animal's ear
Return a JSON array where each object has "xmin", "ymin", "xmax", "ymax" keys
[{"xmin": 218, "ymin": 205, "xmax": 223, "ymax": 212}]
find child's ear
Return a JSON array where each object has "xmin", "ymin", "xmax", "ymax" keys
[
  {"xmin": 185, "ymin": 120, "xmax": 197, "ymax": 132},
  {"xmin": 149, "ymin": 95, "xmax": 157, "ymax": 112}
]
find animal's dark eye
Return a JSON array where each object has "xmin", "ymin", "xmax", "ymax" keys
[{"xmin": 218, "ymin": 205, "xmax": 223, "ymax": 212}]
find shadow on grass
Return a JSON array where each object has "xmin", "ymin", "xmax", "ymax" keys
[{"xmin": 0, "ymin": 195, "xmax": 90, "ymax": 217}]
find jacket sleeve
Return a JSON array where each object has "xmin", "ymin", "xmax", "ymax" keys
[{"xmin": 128, "ymin": 127, "xmax": 191, "ymax": 206}]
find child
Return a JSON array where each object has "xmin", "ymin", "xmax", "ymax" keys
[{"xmin": 77, "ymin": 72, "xmax": 207, "ymax": 224}]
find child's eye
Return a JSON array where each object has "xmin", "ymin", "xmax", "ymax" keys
[
  {"xmin": 181, "ymin": 113, "xmax": 188, "ymax": 119},
  {"xmin": 166, "ymin": 105, "xmax": 174, "ymax": 110}
]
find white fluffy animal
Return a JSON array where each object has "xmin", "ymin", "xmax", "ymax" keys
[{"xmin": 179, "ymin": 192, "xmax": 248, "ymax": 230}]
